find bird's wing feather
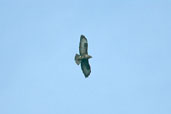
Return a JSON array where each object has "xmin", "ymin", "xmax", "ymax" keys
[
  {"xmin": 79, "ymin": 35, "xmax": 88, "ymax": 55},
  {"xmin": 81, "ymin": 59, "xmax": 91, "ymax": 77}
]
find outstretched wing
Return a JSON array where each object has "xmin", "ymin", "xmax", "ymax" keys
[
  {"xmin": 81, "ymin": 59, "xmax": 91, "ymax": 77},
  {"xmin": 79, "ymin": 35, "xmax": 88, "ymax": 55}
]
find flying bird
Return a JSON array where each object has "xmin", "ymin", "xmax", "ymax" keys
[{"xmin": 75, "ymin": 35, "xmax": 92, "ymax": 78}]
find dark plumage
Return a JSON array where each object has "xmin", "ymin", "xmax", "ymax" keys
[{"xmin": 75, "ymin": 35, "xmax": 92, "ymax": 78}]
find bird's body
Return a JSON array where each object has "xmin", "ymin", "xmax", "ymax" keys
[
  {"xmin": 75, "ymin": 54, "xmax": 91, "ymax": 61},
  {"xmin": 75, "ymin": 35, "xmax": 92, "ymax": 78}
]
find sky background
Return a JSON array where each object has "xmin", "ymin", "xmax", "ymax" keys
[{"xmin": 0, "ymin": 0, "xmax": 171, "ymax": 114}]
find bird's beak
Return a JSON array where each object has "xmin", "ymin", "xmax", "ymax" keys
[{"xmin": 89, "ymin": 56, "xmax": 92, "ymax": 58}]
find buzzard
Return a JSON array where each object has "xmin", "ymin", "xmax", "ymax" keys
[{"xmin": 75, "ymin": 35, "xmax": 92, "ymax": 78}]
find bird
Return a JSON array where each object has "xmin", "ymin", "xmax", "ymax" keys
[{"xmin": 75, "ymin": 35, "xmax": 92, "ymax": 78}]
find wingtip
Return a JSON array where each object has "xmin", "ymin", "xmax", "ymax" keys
[
  {"xmin": 81, "ymin": 35, "xmax": 85, "ymax": 38},
  {"xmin": 80, "ymin": 35, "xmax": 86, "ymax": 39},
  {"xmin": 80, "ymin": 35, "xmax": 87, "ymax": 41},
  {"xmin": 84, "ymin": 75, "xmax": 89, "ymax": 78},
  {"xmin": 84, "ymin": 73, "xmax": 90, "ymax": 78}
]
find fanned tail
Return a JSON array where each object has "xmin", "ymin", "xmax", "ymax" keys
[{"xmin": 75, "ymin": 54, "xmax": 81, "ymax": 65}]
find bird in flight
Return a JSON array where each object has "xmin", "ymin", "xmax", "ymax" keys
[{"xmin": 75, "ymin": 35, "xmax": 92, "ymax": 78}]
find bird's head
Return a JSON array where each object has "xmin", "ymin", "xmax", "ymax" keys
[
  {"xmin": 83, "ymin": 54, "xmax": 92, "ymax": 59},
  {"xmin": 88, "ymin": 55, "xmax": 92, "ymax": 59}
]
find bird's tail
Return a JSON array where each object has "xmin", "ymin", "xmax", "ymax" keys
[{"xmin": 75, "ymin": 54, "xmax": 81, "ymax": 65}]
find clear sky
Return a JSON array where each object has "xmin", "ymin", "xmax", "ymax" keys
[{"xmin": 0, "ymin": 0, "xmax": 171, "ymax": 114}]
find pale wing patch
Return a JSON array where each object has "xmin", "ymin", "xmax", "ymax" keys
[{"xmin": 79, "ymin": 35, "xmax": 88, "ymax": 55}]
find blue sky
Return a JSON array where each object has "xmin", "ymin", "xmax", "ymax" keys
[{"xmin": 0, "ymin": 0, "xmax": 171, "ymax": 114}]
